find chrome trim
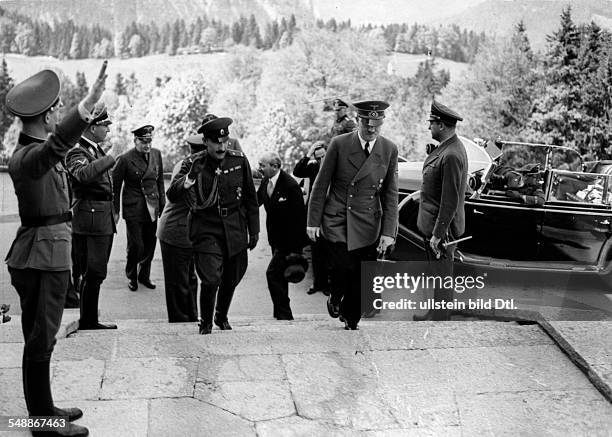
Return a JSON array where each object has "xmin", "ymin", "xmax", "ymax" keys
[{"xmin": 465, "ymin": 200, "xmax": 612, "ymax": 216}]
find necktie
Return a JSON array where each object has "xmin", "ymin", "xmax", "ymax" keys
[
  {"xmin": 364, "ymin": 142, "xmax": 370, "ymax": 158},
  {"xmin": 144, "ymin": 153, "xmax": 149, "ymax": 165},
  {"xmin": 267, "ymin": 179, "xmax": 274, "ymax": 197}
]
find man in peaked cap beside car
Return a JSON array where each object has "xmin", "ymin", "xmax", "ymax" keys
[
  {"xmin": 112, "ymin": 123, "xmax": 165, "ymax": 292},
  {"xmin": 167, "ymin": 116, "xmax": 259, "ymax": 334},
  {"xmin": 414, "ymin": 100, "xmax": 468, "ymax": 321},
  {"xmin": 5, "ymin": 60, "xmax": 108, "ymax": 437},
  {"xmin": 65, "ymin": 102, "xmax": 120, "ymax": 331},
  {"xmin": 307, "ymin": 100, "xmax": 399, "ymax": 331}
]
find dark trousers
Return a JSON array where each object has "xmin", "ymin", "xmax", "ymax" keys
[
  {"xmin": 194, "ymin": 250, "xmax": 248, "ymax": 327},
  {"xmin": 423, "ymin": 238, "xmax": 456, "ymax": 321},
  {"xmin": 161, "ymin": 241, "xmax": 198, "ymax": 323},
  {"xmin": 65, "ymin": 240, "xmax": 81, "ymax": 308},
  {"xmin": 266, "ymin": 248, "xmax": 293, "ymax": 319},
  {"xmin": 311, "ymin": 239, "xmax": 331, "ymax": 291},
  {"xmin": 327, "ymin": 242, "xmax": 378, "ymax": 325},
  {"xmin": 125, "ymin": 219, "xmax": 157, "ymax": 282},
  {"xmin": 9, "ymin": 267, "xmax": 69, "ymax": 416},
  {"xmin": 73, "ymin": 233, "xmax": 114, "ymax": 325}
]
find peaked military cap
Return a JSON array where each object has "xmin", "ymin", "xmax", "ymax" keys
[
  {"xmin": 131, "ymin": 124, "xmax": 154, "ymax": 139},
  {"xmin": 354, "ymin": 100, "xmax": 389, "ymax": 127},
  {"xmin": 6, "ymin": 69, "xmax": 61, "ymax": 117},
  {"xmin": 283, "ymin": 253, "xmax": 309, "ymax": 283},
  {"xmin": 198, "ymin": 117, "xmax": 232, "ymax": 142},
  {"xmin": 332, "ymin": 98, "xmax": 349, "ymax": 109},
  {"xmin": 428, "ymin": 100, "xmax": 463, "ymax": 125},
  {"xmin": 198, "ymin": 113, "xmax": 218, "ymax": 129},
  {"xmin": 91, "ymin": 107, "xmax": 112, "ymax": 126},
  {"xmin": 186, "ymin": 134, "xmax": 205, "ymax": 152}
]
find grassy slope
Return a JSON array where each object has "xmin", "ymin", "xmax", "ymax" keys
[{"xmin": 4, "ymin": 52, "xmax": 468, "ymax": 84}]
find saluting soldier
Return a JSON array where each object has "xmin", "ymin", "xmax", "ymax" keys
[
  {"xmin": 112, "ymin": 124, "xmax": 165, "ymax": 291},
  {"xmin": 5, "ymin": 61, "xmax": 108, "ymax": 437},
  {"xmin": 65, "ymin": 103, "xmax": 119, "ymax": 330},
  {"xmin": 167, "ymin": 116, "xmax": 259, "ymax": 334},
  {"xmin": 414, "ymin": 101, "xmax": 468, "ymax": 321},
  {"xmin": 157, "ymin": 134, "xmax": 205, "ymax": 323},
  {"xmin": 307, "ymin": 100, "xmax": 399, "ymax": 330}
]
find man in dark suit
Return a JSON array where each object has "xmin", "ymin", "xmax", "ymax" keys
[
  {"xmin": 5, "ymin": 61, "xmax": 108, "ymax": 437},
  {"xmin": 65, "ymin": 104, "xmax": 119, "ymax": 330},
  {"xmin": 112, "ymin": 124, "xmax": 165, "ymax": 291},
  {"xmin": 257, "ymin": 152, "xmax": 308, "ymax": 320},
  {"xmin": 167, "ymin": 116, "xmax": 259, "ymax": 334},
  {"xmin": 157, "ymin": 134, "xmax": 204, "ymax": 323},
  {"xmin": 307, "ymin": 100, "xmax": 399, "ymax": 330},
  {"xmin": 414, "ymin": 100, "xmax": 468, "ymax": 321}
]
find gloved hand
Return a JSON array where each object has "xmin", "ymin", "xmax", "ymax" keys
[
  {"xmin": 188, "ymin": 152, "xmax": 206, "ymax": 180},
  {"xmin": 248, "ymin": 233, "xmax": 259, "ymax": 250},
  {"xmin": 506, "ymin": 190, "xmax": 521, "ymax": 199}
]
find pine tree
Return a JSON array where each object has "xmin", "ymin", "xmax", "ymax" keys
[{"xmin": 0, "ymin": 57, "xmax": 14, "ymax": 146}]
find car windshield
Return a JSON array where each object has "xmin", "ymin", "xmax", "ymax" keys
[{"xmin": 498, "ymin": 142, "xmax": 582, "ymax": 171}]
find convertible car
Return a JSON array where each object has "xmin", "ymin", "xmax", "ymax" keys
[{"xmin": 394, "ymin": 137, "xmax": 612, "ymax": 285}]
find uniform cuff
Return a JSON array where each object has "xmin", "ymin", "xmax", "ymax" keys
[{"xmin": 77, "ymin": 101, "xmax": 93, "ymax": 123}]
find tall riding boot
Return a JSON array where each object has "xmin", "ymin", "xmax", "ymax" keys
[
  {"xmin": 214, "ymin": 282, "xmax": 235, "ymax": 324},
  {"xmin": 199, "ymin": 286, "xmax": 217, "ymax": 334},
  {"xmin": 79, "ymin": 280, "xmax": 98, "ymax": 327},
  {"xmin": 22, "ymin": 353, "xmax": 31, "ymax": 413}
]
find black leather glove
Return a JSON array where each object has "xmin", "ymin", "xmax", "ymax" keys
[
  {"xmin": 188, "ymin": 153, "xmax": 206, "ymax": 180},
  {"xmin": 248, "ymin": 233, "xmax": 259, "ymax": 250}
]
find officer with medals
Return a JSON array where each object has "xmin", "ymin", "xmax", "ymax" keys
[
  {"xmin": 112, "ymin": 124, "xmax": 165, "ymax": 291},
  {"xmin": 65, "ymin": 103, "xmax": 119, "ymax": 330},
  {"xmin": 167, "ymin": 117, "xmax": 259, "ymax": 334},
  {"xmin": 5, "ymin": 61, "xmax": 108, "ymax": 437}
]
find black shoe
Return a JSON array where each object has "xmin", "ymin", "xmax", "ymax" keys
[
  {"xmin": 276, "ymin": 315, "xmax": 294, "ymax": 321},
  {"xmin": 79, "ymin": 321, "xmax": 117, "ymax": 330},
  {"xmin": 362, "ymin": 308, "xmax": 380, "ymax": 319},
  {"xmin": 322, "ymin": 289, "xmax": 331, "ymax": 296},
  {"xmin": 199, "ymin": 321, "xmax": 212, "ymax": 335},
  {"xmin": 326, "ymin": 297, "xmax": 340, "ymax": 318},
  {"xmin": 128, "ymin": 280, "xmax": 138, "ymax": 291},
  {"xmin": 214, "ymin": 318, "xmax": 232, "ymax": 330},
  {"xmin": 32, "ymin": 423, "xmax": 89, "ymax": 437},
  {"xmin": 138, "ymin": 278, "xmax": 156, "ymax": 289},
  {"xmin": 307, "ymin": 287, "xmax": 318, "ymax": 295},
  {"xmin": 53, "ymin": 406, "xmax": 83, "ymax": 422},
  {"xmin": 344, "ymin": 320, "xmax": 359, "ymax": 330}
]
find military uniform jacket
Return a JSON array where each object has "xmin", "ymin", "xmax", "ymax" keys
[
  {"xmin": 6, "ymin": 107, "xmax": 88, "ymax": 271},
  {"xmin": 330, "ymin": 115, "xmax": 357, "ymax": 138},
  {"xmin": 257, "ymin": 170, "xmax": 308, "ymax": 254},
  {"xmin": 112, "ymin": 147, "xmax": 165, "ymax": 222},
  {"xmin": 417, "ymin": 134, "xmax": 468, "ymax": 239},
  {"xmin": 307, "ymin": 131, "xmax": 399, "ymax": 251},
  {"xmin": 157, "ymin": 159, "xmax": 192, "ymax": 249},
  {"xmin": 166, "ymin": 150, "xmax": 259, "ymax": 257},
  {"xmin": 65, "ymin": 138, "xmax": 116, "ymax": 235}
]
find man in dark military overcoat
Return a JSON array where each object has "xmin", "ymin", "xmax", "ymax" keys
[
  {"xmin": 258, "ymin": 151, "xmax": 308, "ymax": 320},
  {"xmin": 307, "ymin": 100, "xmax": 398, "ymax": 330},
  {"xmin": 65, "ymin": 104, "xmax": 118, "ymax": 330},
  {"xmin": 414, "ymin": 100, "xmax": 468, "ymax": 321},
  {"xmin": 5, "ymin": 61, "xmax": 108, "ymax": 437},
  {"xmin": 167, "ymin": 117, "xmax": 259, "ymax": 334},
  {"xmin": 329, "ymin": 98, "xmax": 357, "ymax": 138},
  {"xmin": 112, "ymin": 124, "xmax": 165, "ymax": 291},
  {"xmin": 157, "ymin": 134, "xmax": 205, "ymax": 323}
]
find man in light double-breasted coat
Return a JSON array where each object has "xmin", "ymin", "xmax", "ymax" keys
[{"xmin": 307, "ymin": 100, "xmax": 398, "ymax": 330}]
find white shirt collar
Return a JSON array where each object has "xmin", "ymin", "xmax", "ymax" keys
[
  {"xmin": 357, "ymin": 132, "xmax": 376, "ymax": 150},
  {"xmin": 81, "ymin": 136, "xmax": 98, "ymax": 148},
  {"xmin": 269, "ymin": 170, "xmax": 281, "ymax": 188}
]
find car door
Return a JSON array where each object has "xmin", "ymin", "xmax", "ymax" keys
[
  {"xmin": 462, "ymin": 197, "xmax": 544, "ymax": 261},
  {"xmin": 540, "ymin": 170, "xmax": 612, "ymax": 266}
]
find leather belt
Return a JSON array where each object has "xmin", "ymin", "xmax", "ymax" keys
[
  {"xmin": 77, "ymin": 193, "xmax": 113, "ymax": 201},
  {"xmin": 193, "ymin": 204, "xmax": 240, "ymax": 218},
  {"xmin": 21, "ymin": 211, "xmax": 72, "ymax": 228}
]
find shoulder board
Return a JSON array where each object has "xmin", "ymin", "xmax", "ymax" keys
[{"xmin": 227, "ymin": 149, "xmax": 244, "ymax": 158}]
